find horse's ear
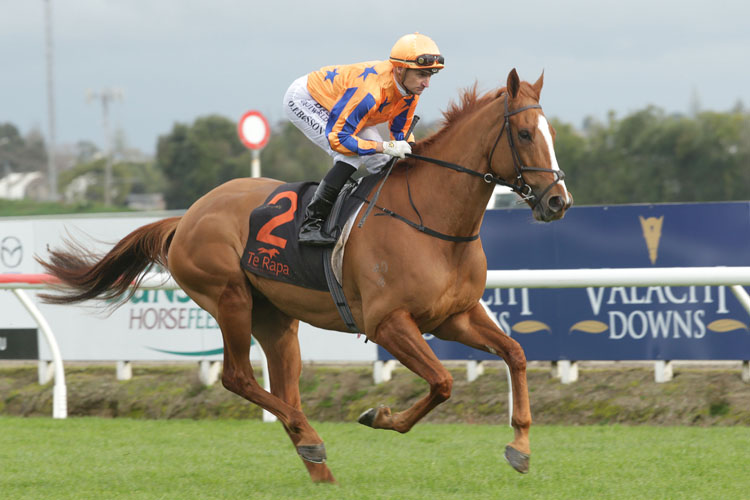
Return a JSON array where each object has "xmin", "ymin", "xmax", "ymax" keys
[
  {"xmin": 507, "ymin": 68, "xmax": 520, "ymax": 99},
  {"xmin": 532, "ymin": 71, "xmax": 544, "ymax": 97}
]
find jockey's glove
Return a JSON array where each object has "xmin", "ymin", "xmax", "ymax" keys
[{"xmin": 383, "ymin": 140, "xmax": 412, "ymax": 159}]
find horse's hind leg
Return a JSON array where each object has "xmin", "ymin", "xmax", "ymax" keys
[
  {"xmin": 433, "ymin": 303, "xmax": 532, "ymax": 474},
  {"xmin": 251, "ymin": 296, "xmax": 335, "ymax": 483},
  {"xmin": 213, "ymin": 278, "xmax": 332, "ymax": 482}
]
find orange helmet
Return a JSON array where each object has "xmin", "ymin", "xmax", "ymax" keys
[{"xmin": 389, "ymin": 33, "xmax": 444, "ymax": 73}]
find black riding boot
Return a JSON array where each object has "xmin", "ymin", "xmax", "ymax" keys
[{"xmin": 298, "ymin": 161, "xmax": 356, "ymax": 246}]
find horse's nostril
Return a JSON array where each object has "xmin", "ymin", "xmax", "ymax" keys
[{"xmin": 548, "ymin": 195, "xmax": 564, "ymax": 213}]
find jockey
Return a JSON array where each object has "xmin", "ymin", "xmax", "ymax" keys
[{"xmin": 283, "ymin": 32, "xmax": 445, "ymax": 246}]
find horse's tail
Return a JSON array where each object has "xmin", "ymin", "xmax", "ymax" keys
[{"xmin": 36, "ymin": 216, "xmax": 181, "ymax": 306}]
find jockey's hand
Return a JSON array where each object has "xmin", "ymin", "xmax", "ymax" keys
[{"xmin": 382, "ymin": 140, "xmax": 412, "ymax": 159}]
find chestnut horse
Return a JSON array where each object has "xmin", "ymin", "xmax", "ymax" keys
[{"xmin": 38, "ymin": 69, "xmax": 571, "ymax": 483}]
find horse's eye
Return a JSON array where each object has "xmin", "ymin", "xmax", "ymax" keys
[{"xmin": 519, "ymin": 130, "xmax": 532, "ymax": 141}]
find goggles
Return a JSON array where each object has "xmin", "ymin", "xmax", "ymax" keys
[
  {"xmin": 415, "ymin": 54, "xmax": 444, "ymax": 66},
  {"xmin": 391, "ymin": 54, "xmax": 445, "ymax": 67}
]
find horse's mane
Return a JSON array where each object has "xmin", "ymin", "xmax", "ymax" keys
[
  {"xmin": 416, "ymin": 80, "xmax": 540, "ymax": 151},
  {"xmin": 417, "ymin": 83, "xmax": 499, "ymax": 149}
]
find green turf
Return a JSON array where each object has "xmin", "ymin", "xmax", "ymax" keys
[{"xmin": 1, "ymin": 417, "xmax": 748, "ymax": 499}]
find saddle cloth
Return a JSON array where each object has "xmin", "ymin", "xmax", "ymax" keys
[{"xmin": 241, "ymin": 174, "xmax": 382, "ymax": 291}]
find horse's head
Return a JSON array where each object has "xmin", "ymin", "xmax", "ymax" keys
[{"xmin": 488, "ymin": 69, "xmax": 573, "ymax": 222}]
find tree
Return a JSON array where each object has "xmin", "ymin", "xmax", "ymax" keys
[
  {"xmin": 156, "ymin": 116, "xmax": 338, "ymax": 209},
  {"xmin": 261, "ymin": 121, "xmax": 331, "ymax": 182},
  {"xmin": 58, "ymin": 157, "xmax": 165, "ymax": 206},
  {"xmin": 156, "ymin": 115, "xmax": 251, "ymax": 209},
  {"xmin": 552, "ymin": 107, "xmax": 750, "ymax": 205},
  {"xmin": 0, "ymin": 123, "xmax": 47, "ymax": 174}
]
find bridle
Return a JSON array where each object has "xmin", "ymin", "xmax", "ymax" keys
[
  {"xmin": 356, "ymin": 92, "xmax": 567, "ymax": 243},
  {"xmin": 407, "ymin": 92, "xmax": 566, "ymax": 208}
]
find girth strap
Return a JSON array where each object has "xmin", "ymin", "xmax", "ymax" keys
[{"xmin": 322, "ymin": 182, "xmax": 360, "ymax": 333}]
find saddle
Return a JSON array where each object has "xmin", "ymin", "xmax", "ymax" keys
[{"xmin": 241, "ymin": 173, "xmax": 383, "ymax": 292}]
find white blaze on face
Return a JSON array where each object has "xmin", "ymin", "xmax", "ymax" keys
[{"xmin": 537, "ymin": 115, "xmax": 570, "ymax": 204}]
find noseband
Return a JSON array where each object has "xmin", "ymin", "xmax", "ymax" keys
[{"xmin": 408, "ymin": 93, "xmax": 566, "ymax": 208}]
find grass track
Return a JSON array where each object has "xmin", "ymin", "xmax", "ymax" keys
[{"xmin": 1, "ymin": 417, "xmax": 749, "ymax": 499}]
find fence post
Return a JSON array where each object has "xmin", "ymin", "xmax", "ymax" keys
[
  {"xmin": 373, "ymin": 360, "xmax": 396, "ymax": 384},
  {"xmin": 551, "ymin": 361, "xmax": 561, "ymax": 379},
  {"xmin": 742, "ymin": 361, "xmax": 749, "ymax": 383},
  {"xmin": 466, "ymin": 360, "xmax": 484, "ymax": 382},
  {"xmin": 654, "ymin": 360, "xmax": 673, "ymax": 383},
  {"xmin": 558, "ymin": 360, "xmax": 579, "ymax": 384},
  {"xmin": 256, "ymin": 342, "xmax": 277, "ymax": 423},
  {"xmin": 116, "ymin": 361, "xmax": 132, "ymax": 381},
  {"xmin": 198, "ymin": 360, "xmax": 221, "ymax": 386},
  {"xmin": 38, "ymin": 360, "xmax": 54, "ymax": 385}
]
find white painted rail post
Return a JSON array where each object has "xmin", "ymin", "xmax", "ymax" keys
[
  {"xmin": 373, "ymin": 360, "xmax": 397, "ymax": 384},
  {"xmin": 198, "ymin": 360, "xmax": 221, "ymax": 386},
  {"xmin": 479, "ymin": 299, "xmax": 514, "ymax": 426},
  {"xmin": 38, "ymin": 360, "xmax": 54, "ymax": 384},
  {"xmin": 551, "ymin": 361, "xmax": 561, "ymax": 379},
  {"xmin": 654, "ymin": 360, "xmax": 674, "ymax": 383},
  {"xmin": 116, "ymin": 361, "xmax": 132, "ymax": 381},
  {"xmin": 557, "ymin": 360, "xmax": 579, "ymax": 384},
  {"xmin": 731, "ymin": 285, "xmax": 750, "ymax": 317},
  {"xmin": 466, "ymin": 360, "xmax": 484, "ymax": 382},
  {"xmin": 256, "ymin": 341, "xmax": 276, "ymax": 422},
  {"xmin": 12, "ymin": 289, "xmax": 67, "ymax": 419}
]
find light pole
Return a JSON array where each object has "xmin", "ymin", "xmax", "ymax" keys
[
  {"xmin": 43, "ymin": 0, "xmax": 58, "ymax": 201},
  {"xmin": 87, "ymin": 88, "xmax": 122, "ymax": 206}
]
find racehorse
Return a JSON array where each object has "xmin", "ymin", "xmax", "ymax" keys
[{"xmin": 37, "ymin": 69, "xmax": 572, "ymax": 483}]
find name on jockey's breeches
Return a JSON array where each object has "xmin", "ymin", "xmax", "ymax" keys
[{"xmin": 287, "ymin": 100, "xmax": 327, "ymax": 134}]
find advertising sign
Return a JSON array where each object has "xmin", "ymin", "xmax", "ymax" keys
[
  {"xmin": 379, "ymin": 202, "xmax": 750, "ymax": 362},
  {"xmin": 0, "ymin": 214, "xmax": 375, "ymax": 362},
  {"xmin": 0, "ymin": 329, "xmax": 38, "ymax": 359}
]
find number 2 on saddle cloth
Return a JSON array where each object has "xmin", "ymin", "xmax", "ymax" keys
[{"xmin": 241, "ymin": 175, "xmax": 383, "ymax": 291}]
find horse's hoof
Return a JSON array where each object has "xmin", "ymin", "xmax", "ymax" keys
[
  {"xmin": 297, "ymin": 443, "xmax": 327, "ymax": 464},
  {"xmin": 357, "ymin": 407, "xmax": 379, "ymax": 428},
  {"xmin": 504, "ymin": 445, "xmax": 530, "ymax": 474}
]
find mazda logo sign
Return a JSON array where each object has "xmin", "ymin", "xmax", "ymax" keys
[{"xmin": 1, "ymin": 236, "xmax": 23, "ymax": 268}]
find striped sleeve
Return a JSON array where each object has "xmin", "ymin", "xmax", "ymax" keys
[
  {"xmin": 325, "ymin": 87, "xmax": 380, "ymax": 156},
  {"xmin": 389, "ymin": 95, "xmax": 419, "ymax": 141}
]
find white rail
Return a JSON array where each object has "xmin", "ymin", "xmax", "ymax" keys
[
  {"xmin": 486, "ymin": 266, "xmax": 750, "ymax": 288},
  {"xmin": 486, "ymin": 267, "xmax": 750, "ymax": 316},
  {"xmin": 483, "ymin": 266, "xmax": 750, "ymax": 424},
  {"xmin": 0, "ymin": 272, "xmax": 274, "ymax": 422},
  {"xmin": 3, "ymin": 268, "xmax": 750, "ymax": 422}
]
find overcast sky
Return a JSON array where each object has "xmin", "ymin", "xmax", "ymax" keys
[{"xmin": 2, "ymin": 0, "xmax": 749, "ymax": 155}]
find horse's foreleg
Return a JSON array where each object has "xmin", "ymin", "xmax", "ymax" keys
[
  {"xmin": 216, "ymin": 280, "xmax": 330, "ymax": 480},
  {"xmin": 360, "ymin": 309, "xmax": 453, "ymax": 433},
  {"xmin": 433, "ymin": 303, "xmax": 532, "ymax": 474},
  {"xmin": 251, "ymin": 298, "xmax": 335, "ymax": 484}
]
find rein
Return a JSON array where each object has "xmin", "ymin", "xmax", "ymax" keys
[{"xmin": 357, "ymin": 197, "xmax": 480, "ymax": 242}]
